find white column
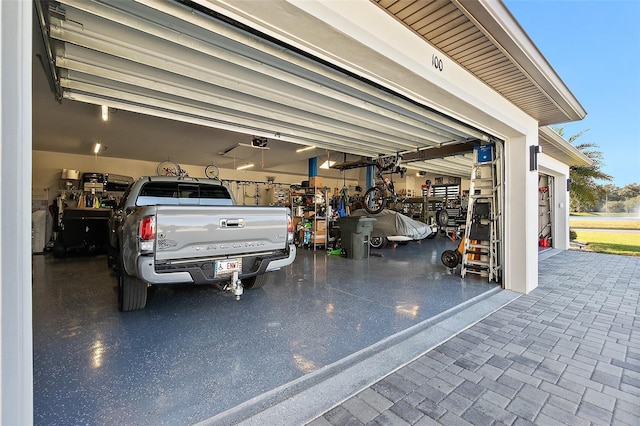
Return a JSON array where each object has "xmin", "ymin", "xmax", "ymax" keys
[
  {"xmin": 503, "ymin": 133, "xmax": 539, "ymax": 294},
  {"xmin": 1, "ymin": 0, "xmax": 33, "ymax": 424}
]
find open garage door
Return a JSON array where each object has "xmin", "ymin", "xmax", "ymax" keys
[
  {"xmin": 37, "ymin": 0, "xmax": 492, "ymax": 161},
  {"xmin": 35, "ymin": 0, "xmax": 506, "ymax": 280}
]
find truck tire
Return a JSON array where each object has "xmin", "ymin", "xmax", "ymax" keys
[
  {"xmin": 118, "ymin": 261, "xmax": 147, "ymax": 311},
  {"xmin": 243, "ymin": 273, "xmax": 268, "ymax": 289}
]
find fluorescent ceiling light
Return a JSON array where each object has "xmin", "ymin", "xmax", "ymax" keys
[
  {"xmin": 237, "ymin": 163, "xmax": 254, "ymax": 170},
  {"xmin": 296, "ymin": 146, "xmax": 315, "ymax": 153},
  {"xmin": 94, "ymin": 142, "xmax": 101, "ymax": 154},
  {"xmin": 320, "ymin": 160, "xmax": 335, "ymax": 169},
  {"xmin": 101, "ymin": 105, "xmax": 109, "ymax": 121}
]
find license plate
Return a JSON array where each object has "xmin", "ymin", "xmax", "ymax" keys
[{"xmin": 215, "ymin": 258, "xmax": 242, "ymax": 277}]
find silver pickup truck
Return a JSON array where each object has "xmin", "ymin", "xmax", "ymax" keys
[{"xmin": 108, "ymin": 176, "xmax": 296, "ymax": 311}]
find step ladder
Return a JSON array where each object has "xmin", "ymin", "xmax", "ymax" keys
[{"xmin": 461, "ymin": 143, "xmax": 503, "ymax": 282}]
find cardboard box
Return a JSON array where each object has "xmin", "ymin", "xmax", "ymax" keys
[
  {"xmin": 314, "ymin": 220, "xmax": 326, "ymax": 233},
  {"xmin": 303, "ymin": 211, "xmax": 315, "ymax": 218},
  {"xmin": 309, "ymin": 176, "xmax": 323, "ymax": 187}
]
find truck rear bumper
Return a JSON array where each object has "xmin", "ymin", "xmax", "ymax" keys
[
  {"xmin": 137, "ymin": 257, "xmax": 193, "ymax": 284},
  {"xmin": 266, "ymin": 244, "xmax": 297, "ymax": 271},
  {"xmin": 138, "ymin": 244, "xmax": 296, "ymax": 285}
]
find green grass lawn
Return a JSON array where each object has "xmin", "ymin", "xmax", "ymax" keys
[
  {"xmin": 571, "ymin": 212, "xmax": 632, "ymax": 216},
  {"xmin": 573, "ymin": 230, "xmax": 640, "ymax": 257},
  {"xmin": 569, "ymin": 218, "xmax": 640, "ymax": 229}
]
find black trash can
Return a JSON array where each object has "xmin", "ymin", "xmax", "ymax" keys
[{"xmin": 337, "ymin": 216, "xmax": 376, "ymax": 259}]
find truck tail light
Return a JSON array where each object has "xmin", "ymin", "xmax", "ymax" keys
[
  {"xmin": 287, "ymin": 213, "xmax": 294, "ymax": 244},
  {"xmin": 139, "ymin": 216, "xmax": 155, "ymax": 253}
]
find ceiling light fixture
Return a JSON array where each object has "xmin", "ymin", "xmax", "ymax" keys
[
  {"xmin": 101, "ymin": 105, "xmax": 109, "ymax": 121},
  {"xmin": 94, "ymin": 142, "xmax": 101, "ymax": 154},
  {"xmin": 237, "ymin": 163, "xmax": 254, "ymax": 170},
  {"xmin": 296, "ymin": 146, "xmax": 316, "ymax": 153}
]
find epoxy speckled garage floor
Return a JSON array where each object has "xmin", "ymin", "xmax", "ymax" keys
[{"xmin": 32, "ymin": 237, "xmax": 498, "ymax": 425}]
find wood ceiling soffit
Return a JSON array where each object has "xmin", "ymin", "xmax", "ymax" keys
[
  {"xmin": 411, "ymin": 4, "xmax": 459, "ymax": 31},
  {"xmin": 395, "ymin": 1, "xmax": 430, "ymax": 21},
  {"xmin": 429, "ymin": 21, "xmax": 476, "ymax": 44},
  {"xmin": 373, "ymin": 0, "xmax": 558, "ymax": 124}
]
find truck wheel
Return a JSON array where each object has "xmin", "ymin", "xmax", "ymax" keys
[
  {"xmin": 118, "ymin": 268, "xmax": 147, "ymax": 311},
  {"xmin": 242, "ymin": 274, "xmax": 268, "ymax": 289}
]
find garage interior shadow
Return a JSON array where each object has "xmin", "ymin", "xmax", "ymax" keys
[{"xmin": 32, "ymin": 237, "xmax": 499, "ymax": 425}]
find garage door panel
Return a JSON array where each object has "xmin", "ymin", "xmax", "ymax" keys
[
  {"xmin": 51, "ymin": 15, "xmax": 465, "ymax": 154},
  {"xmin": 47, "ymin": 0, "xmax": 487, "ymax": 158},
  {"xmin": 62, "ymin": 64, "xmax": 459, "ymax": 158}
]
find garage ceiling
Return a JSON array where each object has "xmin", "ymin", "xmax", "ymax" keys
[{"xmin": 33, "ymin": 0, "xmax": 587, "ymax": 178}]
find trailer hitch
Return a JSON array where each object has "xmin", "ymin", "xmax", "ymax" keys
[{"xmin": 224, "ymin": 271, "xmax": 243, "ymax": 300}]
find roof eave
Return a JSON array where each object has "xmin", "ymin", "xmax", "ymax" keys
[
  {"xmin": 455, "ymin": 0, "xmax": 587, "ymax": 125},
  {"xmin": 539, "ymin": 126, "xmax": 592, "ymax": 167}
]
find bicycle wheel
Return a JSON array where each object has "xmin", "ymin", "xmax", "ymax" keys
[
  {"xmin": 363, "ymin": 186, "xmax": 386, "ymax": 214},
  {"xmin": 157, "ymin": 160, "xmax": 181, "ymax": 176},
  {"xmin": 204, "ymin": 164, "xmax": 220, "ymax": 179}
]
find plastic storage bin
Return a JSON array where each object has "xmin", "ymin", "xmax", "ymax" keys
[{"xmin": 337, "ymin": 216, "xmax": 376, "ymax": 260}]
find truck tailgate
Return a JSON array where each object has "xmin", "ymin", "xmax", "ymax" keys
[{"xmin": 154, "ymin": 206, "xmax": 289, "ymax": 261}]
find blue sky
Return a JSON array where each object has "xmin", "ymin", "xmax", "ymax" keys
[{"xmin": 504, "ymin": 0, "xmax": 640, "ymax": 187}]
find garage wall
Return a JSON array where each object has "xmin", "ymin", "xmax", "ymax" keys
[
  {"xmin": 33, "ymin": 151, "xmax": 470, "ymax": 206},
  {"xmin": 32, "ymin": 150, "xmax": 362, "ymax": 204}
]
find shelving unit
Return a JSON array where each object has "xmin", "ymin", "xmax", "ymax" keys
[
  {"xmin": 402, "ymin": 196, "xmax": 446, "ymax": 224},
  {"xmin": 290, "ymin": 183, "xmax": 329, "ymax": 249}
]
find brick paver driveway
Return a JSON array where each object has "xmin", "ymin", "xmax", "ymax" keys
[{"xmin": 313, "ymin": 251, "xmax": 640, "ymax": 425}]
